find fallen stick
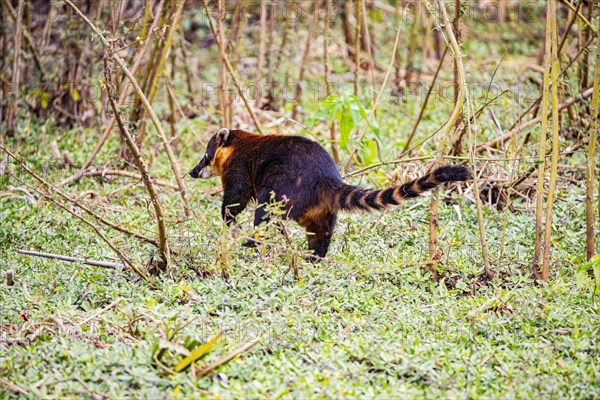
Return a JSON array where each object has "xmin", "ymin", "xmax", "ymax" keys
[
  {"xmin": 0, "ymin": 377, "xmax": 28, "ymax": 396},
  {"xmin": 9, "ymin": 172, "xmax": 149, "ymax": 282},
  {"xmin": 0, "ymin": 144, "xmax": 158, "ymax": 247},
  {"xmin": 16, "ymin": 249, "xmax": 129, "ymax": 270},
  {"xmin": 196, "ymin": 337, "xmax": 261, "ymax": 376},
  {"xmin": 77, "ymin": 298, "xmax": 122, "ymax": 327},
  {"xmin": 59, "ymin": 169, "xmax": 178, "ymax": 189}
]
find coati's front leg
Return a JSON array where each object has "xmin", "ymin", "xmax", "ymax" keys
[
  {"xmin": 243, "ymin": 189, "xmax": 275, "ymax": 248},
  {"xmin": 221, "ymin": 184, "xmax": 252, "ymax": 225},
  {"xmin": 222, "ymin": 186, "xmax": 256, "ymax": 248},
  {"xmin": 244, "ymin": 205, "xmax": 290, "ymax": 248}
]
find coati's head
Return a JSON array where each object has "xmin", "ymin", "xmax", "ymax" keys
[{"xmin": 188, "ymin": 128, "xmax": 232, "ymax": 179}]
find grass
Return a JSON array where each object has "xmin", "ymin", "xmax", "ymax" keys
[
  {"xmin": 1, "ymin": 131, "xmax": 598, "ymax": 397},
  {"xmin": 1, "ymin": 9, "xmax": 600, "ymax": 399}
]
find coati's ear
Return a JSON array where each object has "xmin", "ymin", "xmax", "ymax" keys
[{"xmin": 216, "ymin": 128, "xmax": 230, "ymax": 146}]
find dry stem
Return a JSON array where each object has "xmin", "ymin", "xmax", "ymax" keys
[
  {"xmin": 585, "ymin": 17, "xmax": 600, "ymax": 260},
  {"xmin": 533, "ymin": 0, "xmax": 555, "ymax": 278},
  {"xmin": 62, "ymin": 0, "xmax": 189, "ymax": 219},
  {"xmin": 104, "ymin": 55, "xmax": 171, "ymax": 272}
]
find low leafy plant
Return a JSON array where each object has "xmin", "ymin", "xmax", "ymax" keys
[{"xmin": 306, "ymin": 93, "xmax": 381, "ymax": 165}]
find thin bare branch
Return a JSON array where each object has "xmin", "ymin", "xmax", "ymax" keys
[
  {"xmin": 201, "ymin": 0, "xmax": 265, "ymax": 134},
  {"xmin": 104, "ymin": 54, "xmax": 171, "ymax": 271},
  {"xmin": 0, "ymin": 143, "xmax": 159, "ymax": 247},
  {"xmin": 62, "ymin": 0, "xmax": 189, "ymax": 218}
]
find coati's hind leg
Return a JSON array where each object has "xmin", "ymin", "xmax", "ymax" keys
[{"xmin": 301, "ymin": 211, "xmax": 337, "ymax": 261}]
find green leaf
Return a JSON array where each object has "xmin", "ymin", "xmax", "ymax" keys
[
  {"xmin": 306, "ymin": 96, "xmax": 340, "ymax": 127},
  {"xmin": 369, "ymin": 117, "xmax": 381, "ymax": 138},
  {"xmin": 358, "ymin": 138, "xmax": 377, "ymax": 166},
  {"xmin": 339, "ymin": 112, "xmax": 354, "ymax": 150},
  {"xmin": 348, "ymin": 101, "xmax": 364, "ymax": 126},
  {"xmin": 592, "ymin": 255, "xmax": 600, "ymax": 298},
  {"xmin": 351, "ymin": 98, "xmax": 368, "ymax": 121},
  {"xmin": 367, "ymin": 139, "xmax": 377, "ymax": 163}
]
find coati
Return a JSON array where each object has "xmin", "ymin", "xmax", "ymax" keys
[{"xmin": 188, "ymin": 128, "xmax": 471, "ymax": 259}]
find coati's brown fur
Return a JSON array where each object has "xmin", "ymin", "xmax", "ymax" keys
[{"xmin": 189, "ymin": 128, "xmax": 471, "ymax": 259}]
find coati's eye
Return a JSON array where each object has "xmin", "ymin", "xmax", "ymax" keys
[
  {"xmin": 205, "ymin": 144, "xmax": 217, "ymax": 164},
  {"xmin": 204, "ymin": 139, "xmax": 217, "ymax": 164}
]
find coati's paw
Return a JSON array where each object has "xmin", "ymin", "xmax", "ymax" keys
[
  {"xmin": 306, "ymin": 254, "xmax": 324, "ymax": 264},
  {"xmin": 242, "ymin": 238, "xmax": 257, "ymax": 248}
]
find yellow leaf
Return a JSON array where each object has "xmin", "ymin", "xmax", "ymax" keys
[
  {"xmin": 41, "ymin": 91, "xmax": 48, "ymax": 109},
  {"xmin": 171, "ymin": 385, "xmax": 182, "ymax": 395},
  {"xmin": 174, "ymin": 331, "xmax": 222, "ymax": 372},
  {"xmin": 71, "ymin": 87, "xmax": 80, "ymax": 102}
]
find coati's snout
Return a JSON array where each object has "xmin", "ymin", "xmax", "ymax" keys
[
  {"xmin": 188, "ymin": 155, "xmax": 212, "ymax": 179},
  {"xmin": 188, "ymin": 128, "xmax": 231, "ymax": 179}
]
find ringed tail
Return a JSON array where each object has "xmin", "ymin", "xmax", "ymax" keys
[{"xmin": 337, "ymin": 165, "xmax": 471, "ymax": 212}]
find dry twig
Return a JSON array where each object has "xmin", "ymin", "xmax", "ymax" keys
[{"xmin": 62, "ymin": 0, "xmax": 189, "ymax": 219}]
